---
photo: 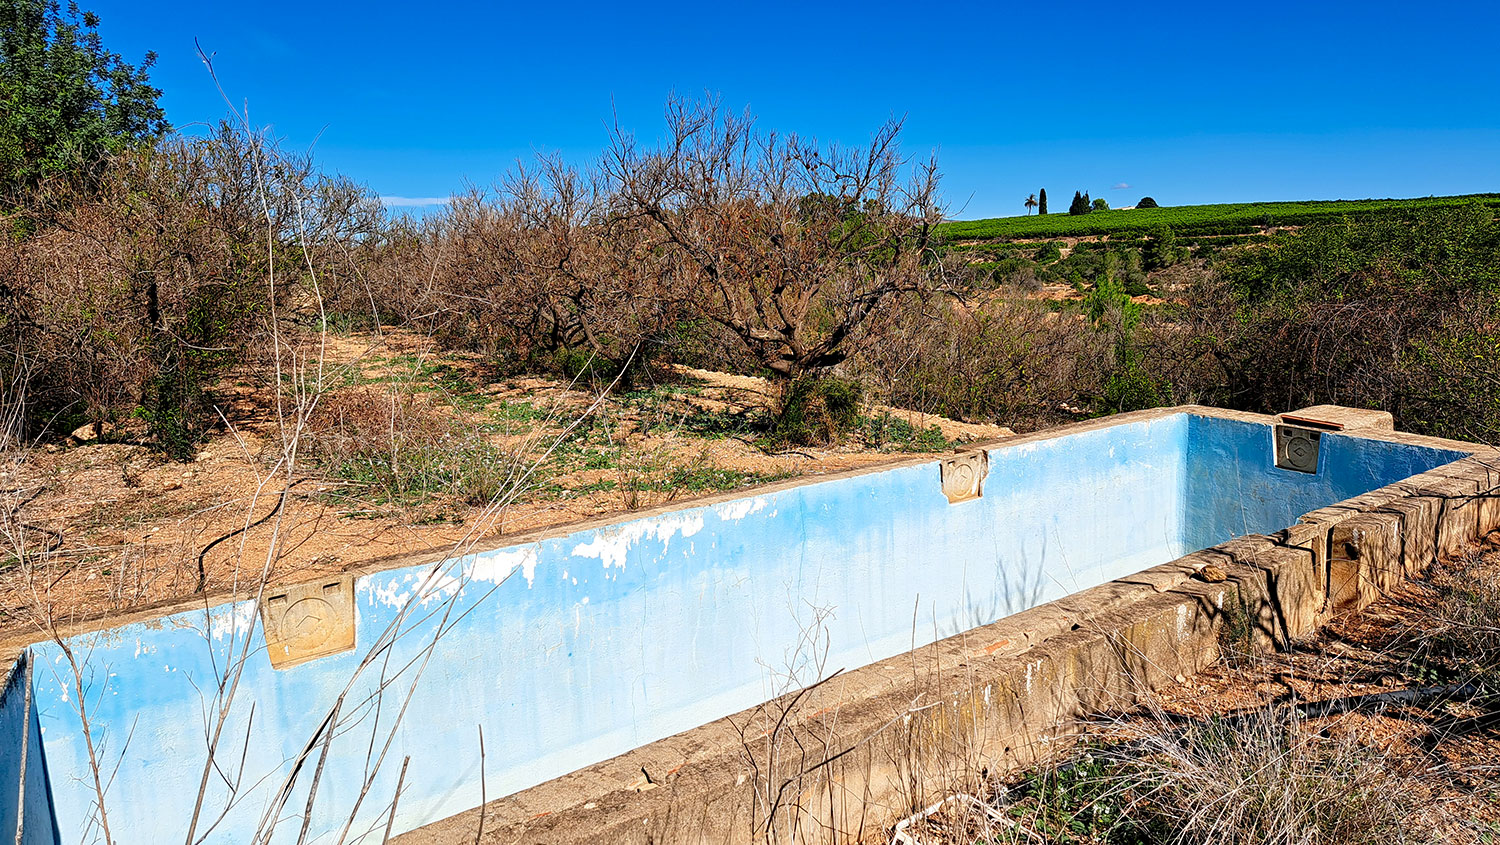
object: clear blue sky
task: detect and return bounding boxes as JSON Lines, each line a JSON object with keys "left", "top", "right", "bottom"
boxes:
{"left": 89, "top": 1, "right": 1500, "bottom": 219}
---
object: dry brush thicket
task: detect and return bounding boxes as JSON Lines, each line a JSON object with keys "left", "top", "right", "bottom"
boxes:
{"left": 6, "top": 96, "right": 1497, "bottom": 459}
{"left": 0, "top": 122, "right": 381, "bottom": 456}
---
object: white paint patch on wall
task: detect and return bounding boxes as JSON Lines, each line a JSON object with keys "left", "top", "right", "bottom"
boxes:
{"left": 207, "top": 600, "right": 259, "bottom": 643}
{"left": 361, "top": 546, "right": 544, "bottom": 609}
{"left": 469, "top": 546, "right": 541, "bottom": 587}
{"left": 712, "top": 496, "right": 770, "bottom": 522}
{"left": 571, "top": 511, "right": 705, "bottom": 570}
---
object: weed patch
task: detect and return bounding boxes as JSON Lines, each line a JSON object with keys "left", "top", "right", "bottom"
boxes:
{"left": 305, "top": 389, "right": 527, "bottom": 515}
{"left": 859, "top": 412, "right": 954, "bottom": 452}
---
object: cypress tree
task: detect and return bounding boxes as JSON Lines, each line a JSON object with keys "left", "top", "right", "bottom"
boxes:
{"left": 1038, "top": 188, "right": 1047, "bottom": 215}
{"left": 1069, "top": 190, "right": 1091, "bottom": 215}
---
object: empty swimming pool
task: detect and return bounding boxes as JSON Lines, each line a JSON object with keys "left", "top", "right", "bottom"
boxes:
{"left": 0, "top": 408, "right": 1472, "bottom": 843}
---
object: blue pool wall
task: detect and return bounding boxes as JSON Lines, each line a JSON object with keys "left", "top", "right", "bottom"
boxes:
{"left": 1181, "top": 414, "right": 1468, "bottom": 550}
{"left": 11, "top": 411, "right": 1470, "bottom": 843}
{"left": 0, "top": 653, "right": 59, "bottom": 845}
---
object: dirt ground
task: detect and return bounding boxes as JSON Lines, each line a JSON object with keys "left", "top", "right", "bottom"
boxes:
{"left": 0, "top": 328, "right": 1014, "bottom": 638}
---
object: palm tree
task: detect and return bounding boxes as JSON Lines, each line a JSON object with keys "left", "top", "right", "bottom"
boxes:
{"left": 1024, "top": 194, "right": 1038, "bottom": 215}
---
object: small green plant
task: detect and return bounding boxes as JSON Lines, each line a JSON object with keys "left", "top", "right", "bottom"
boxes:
{"left": 768, "top": 375, "right": 863, "bottom": 447}
{"left": 488, "top": 399, "right": 548, "bottom": 423}
{"left": 859, "top": 413, "right": 953, "bottom": 452}
{"left": 550, "top": 346, "right": 651, "bottom": 391}
{"left": 1216, "top": 592, "right": 1254, "bottom": 666}
{"left": 1001, "top": 750, "right": 1160, "bottom": 844}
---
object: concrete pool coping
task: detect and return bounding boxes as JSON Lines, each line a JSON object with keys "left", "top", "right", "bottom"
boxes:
{"left": 8, "top": 405, "right": 1498, "bottom": 843}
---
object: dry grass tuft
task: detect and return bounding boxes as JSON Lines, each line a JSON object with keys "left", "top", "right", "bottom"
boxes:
{"left": 303, "top": 388, "right": 529, "bottom": 514}
{"left": 1111, "top": 707, "right": 1437, "bottom": 845}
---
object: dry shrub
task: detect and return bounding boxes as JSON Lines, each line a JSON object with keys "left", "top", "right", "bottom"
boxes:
{"left": 604, "top": 96, "right": 943, "bottom": 382}
{"left": 983, "top": 706, "right": 1444, "bottom": 845}
{"left": 1423, "top": 544, "right": 1500, "bottom": 691}
{"left": 1114, "top": 708, "right": 1438, "bottom": 845}
{"left": 303, "top": 388, "right": 440, "bottom": 464}
{"left": 0, "top": 123, "right": 380, "bottom": 456}
{"left": 351, "top": 164, "right": 678, "bottom": 387}
{"left": 1005, "top": 264, "right": 1043, "bottom": 293}
{"left": 854, "top": 296, "right": 1106, "bottom": 432}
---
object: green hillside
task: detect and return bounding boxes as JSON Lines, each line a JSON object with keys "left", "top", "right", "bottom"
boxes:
{"left": 940, "top": 194, "right": 1500, "bottom": 241}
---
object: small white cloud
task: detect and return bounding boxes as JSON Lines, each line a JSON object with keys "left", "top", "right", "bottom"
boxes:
{"left": 1111, "top": 182, "right": 1131, "bottom": 190}
{"left": 379, "top": 196, "right": 451, "bottom": 208}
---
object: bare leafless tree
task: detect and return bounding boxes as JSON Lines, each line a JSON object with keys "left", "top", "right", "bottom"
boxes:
{"left": 603, "top": 96, "right": 944, "bottom": 384}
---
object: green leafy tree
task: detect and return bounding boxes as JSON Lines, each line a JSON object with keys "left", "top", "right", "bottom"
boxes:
{"left": 0, "top": 0, "right": 167, "bottom": 199}
{"left": 1137, "top": 196, "right": 1159, "bottom": 208}
{"left": 1092, "top": 197, "right": 1109, "bottom": 212}
{"left": 1038, "top": 187, "right": 1047, "bottom": 215}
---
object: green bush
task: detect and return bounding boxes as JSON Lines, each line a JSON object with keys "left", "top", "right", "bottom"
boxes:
{"left": 770, "top": 375, "right": 863, "bottom": 446}
{"left": 1142, "top": 225, "right": 1184, "bottom": 270}
{"left": 0, "top": 0, "right": 168, "bottom": 199}
{"left": 1034, "top": 241, "right": 1063, "bottom": 263}
{"left": 1199, "top": 204, "right": 1500, "bottom": 440}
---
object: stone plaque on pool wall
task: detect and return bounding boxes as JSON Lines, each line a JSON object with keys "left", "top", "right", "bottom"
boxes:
{"left": 260, "top": 576, "right": 357, "bottom": 669}
{"left": 940, "top": 449, "right": 989, "bottom": 503}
